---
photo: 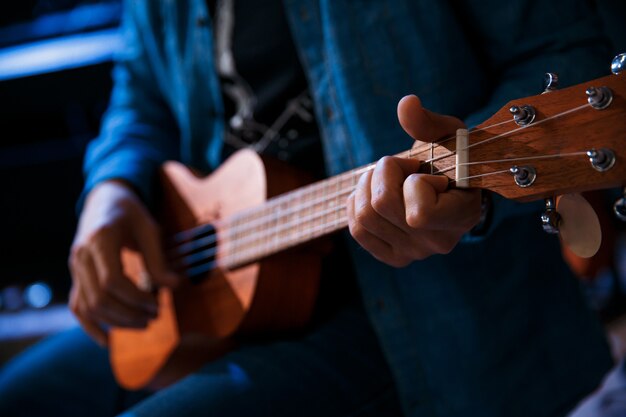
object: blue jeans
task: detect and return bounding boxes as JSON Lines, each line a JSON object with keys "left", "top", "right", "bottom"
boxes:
{"left": 0, "top": 304, "right": 401, "bottom": 417}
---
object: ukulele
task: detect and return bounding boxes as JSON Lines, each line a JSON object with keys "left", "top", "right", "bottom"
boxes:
{"left": 110, "top": 63, "right": 626, "bottom": 390}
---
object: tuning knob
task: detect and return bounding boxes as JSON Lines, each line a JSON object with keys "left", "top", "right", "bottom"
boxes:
{"left": 586, "top": 86, "right": 613, "bottom": 110}
{"left": 611, "top": 53, "right": 626, "bottom": 75}
{"left": 509, "top": 105, "right": 536, "bottom": 126}
{"left": 587, "top": 148, "right": 616, "bottom": 172}
{"left": 541, "top": 198, "right": 561, "bottom": 234}
{"left": 543, "top": 72, "right": 559, "bottom": 93}
{"left": 510, "top": 165, "right": 537, "bottom": 187}
{"left": 614, "top": 188, "right": 626, "bottom": 221}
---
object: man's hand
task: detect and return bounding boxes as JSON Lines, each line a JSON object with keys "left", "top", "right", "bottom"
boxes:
{"left": 347, "top": 95, "right": 482, "bottom": 267}
{"left": 68, "top": 180, "right": 179, "bottom": 345}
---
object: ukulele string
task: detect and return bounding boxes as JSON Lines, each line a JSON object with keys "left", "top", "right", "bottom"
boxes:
{"left": 407, "top": 117, "right": 514, "bottom": 159}
{"left": 436, "top": 151, "right": 589, "bottom": 175}
{"left": 218, "top": 216, "right": 349, "bottom": 268}
{"left": 213, "top": 151, "right": 594, "bottom": 267}
{"left": 174, "top": 212, "right": 352, "bottom": 276}
{"left": 168, "top": 117, "right": 515, "bottom": 246}
{"left": 169, "top": 175, "right": 363, "bottom": 269}
{"left": 168, "top": 102, "right": 594, "bottom": 272}
{"left": 174, "top": 147, "right": 591, "bottom": 272}
{"left": 168, "top": 165, "right": 371, "bottom": 245}
{"left": 169, "top": 115, "right": 520, "bottom": 247}
{"left": 171, "top": 188, "right": 356, "bottom": 270}
{"left": 408, "top": 102, "right": 592, "bottom": 173}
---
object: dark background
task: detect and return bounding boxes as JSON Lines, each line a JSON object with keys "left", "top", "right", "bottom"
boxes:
{"left": 0, "top": 0, "right": 625, "bottom": 353}
{"left": 1, "top": 0, "right": 121, "bottom": 305}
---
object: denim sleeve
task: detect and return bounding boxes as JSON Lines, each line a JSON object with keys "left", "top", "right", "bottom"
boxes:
{"left": 459, "top": 0, "right": 612, "bottom": 240}
{"left": 80, "top": 1, "right": 179, "bottom": 210}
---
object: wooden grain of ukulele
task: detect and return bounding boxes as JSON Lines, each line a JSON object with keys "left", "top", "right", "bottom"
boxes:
{"left": 110, "top": 61, "right": 626, "bottom": 390}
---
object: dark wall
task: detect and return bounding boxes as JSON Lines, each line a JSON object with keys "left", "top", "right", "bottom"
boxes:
{"left": 0, "top": 1, "right": 120, "bottom": 307}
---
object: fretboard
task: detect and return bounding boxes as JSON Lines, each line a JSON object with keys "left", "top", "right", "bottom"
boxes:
{"left": 214, "top": 128, "right": 470, "bottom": 270}
{"left": 217, "top": 163, "right": 374, "bottom": 269}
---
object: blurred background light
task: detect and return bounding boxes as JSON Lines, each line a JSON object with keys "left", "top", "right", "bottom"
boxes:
{"left": 0, "top": 29, "right": 121, "bottom": 81}
{"left": 24, "top": 282, "right": 53, "bottom": 309}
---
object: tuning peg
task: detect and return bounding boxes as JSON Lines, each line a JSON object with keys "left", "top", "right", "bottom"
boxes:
{"left": 542, "top": 72, "right": 559, "bottom": 93}
{"left": 541, "top": 197, "right": 561, "bottom": 234}
{"left": 611, "top": 53, "right": 625, "bottom": 75}
{"left": 613, "top": 188, "right": 626, "bottom": 221}
{"left": 509, "top": 105, "right": 536, "bottom": 126}
{"left": 510, "top": 165, "right": 536, "bottom": 187}
{"left": 587, "top": 148, "right": 616, "bottom": 172}
{"left": 586, "top": 86, "right": 613, "bottom": 110}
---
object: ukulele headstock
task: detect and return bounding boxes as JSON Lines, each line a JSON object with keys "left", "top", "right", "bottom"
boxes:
{"left": 427, "top": 56, "right": 626, "bottom": 202}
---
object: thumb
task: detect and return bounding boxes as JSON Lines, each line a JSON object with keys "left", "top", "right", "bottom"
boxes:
{"left": 397, "top": 95, "right": 465, "bottom": 142}
{"left": 133, "top": 217, "right": 180, "bottom": 288}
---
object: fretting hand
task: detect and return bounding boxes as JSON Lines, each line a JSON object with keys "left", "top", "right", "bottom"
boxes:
{"left": 347, "top": 95, "right": 482, "bottom": 267}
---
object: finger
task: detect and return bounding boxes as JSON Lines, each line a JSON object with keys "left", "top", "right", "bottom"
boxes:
{"left": 432, "top": 189, "right": 482, "bottom": 231}
{"left": 354, "top": 169, "right": 410, "bottom": 241}
{"left": 397, "top": 95, "right": 465, "bottom": 142}
{"left": 370, "top": 156, "right": 421, "bottom": 228}
{"left": 133, "top": 216, "right": 180, "bottom": 288}
{"left": 407, "top": 229, "right": 464, "bottom": 257}
{"left": 89, "top": 233, "right": 158, "bottom": 314}
{"left": 69, "top": 283, "right": 108, "bottom": 346}
{"left": 404, "top": 174, "right": 480, "bottom": 230}
{"left": 69, "top": 244, "right": 105, "bottom": 314}
{"left": 347, "top": 193, "right": 411, "bottom": 268}
{"left": 80, "top": 254, "right": 153, "bottom": 328}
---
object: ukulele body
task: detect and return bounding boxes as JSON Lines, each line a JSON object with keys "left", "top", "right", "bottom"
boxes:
{"left": 110, "top": 150, "right": 321, "bottom": 389}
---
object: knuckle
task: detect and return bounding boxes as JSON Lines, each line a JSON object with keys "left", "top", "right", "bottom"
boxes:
{"left": 83, "top": 226, "right": 115, "bottom": 252}
{"left": 405, "top": 208, "right": 429, "bottom": 229}
{"left": 93, "top": 224, "right": 116, "bottom": 241}
{"left": 354, "top": 202, "right": 378, "bottom": 231}
{"left": 370, "top": 189, "right": 394, "bottom": 218}
{"left": 404, "top": 172, "right": 421, "bottom": 188}
{"left": 376, "top": 156, "right": 395, "bottom": 171}
{"left": 69, "top": 244, "right": 88, "bottom": 264}
{"left": 348, "top": 219, "right": 368, "bottom": 242}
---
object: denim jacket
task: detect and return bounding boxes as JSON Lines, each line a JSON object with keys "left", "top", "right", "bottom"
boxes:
{"left": 83, "top": 0, "right": 613, "bottom": 415}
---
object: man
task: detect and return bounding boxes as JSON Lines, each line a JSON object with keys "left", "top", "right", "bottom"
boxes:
{"left": 0, "top": 0, "right": 614, "bottom": 416}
